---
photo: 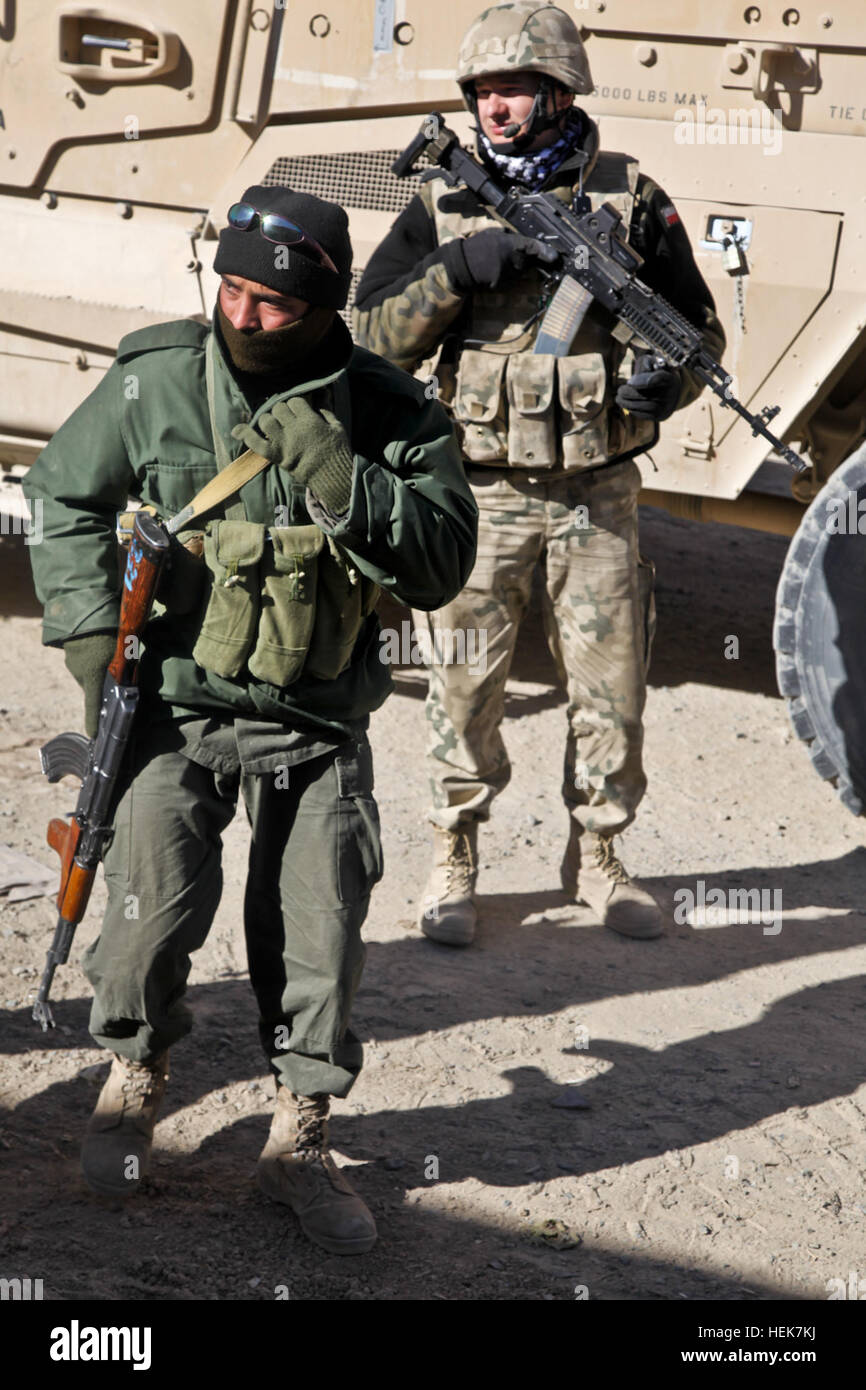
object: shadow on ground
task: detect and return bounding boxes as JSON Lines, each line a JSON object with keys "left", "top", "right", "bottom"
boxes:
{"left": 1, "top": 852, "right": 861, "bottom": 1302}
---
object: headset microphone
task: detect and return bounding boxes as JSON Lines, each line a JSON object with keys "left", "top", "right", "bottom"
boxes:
{"left": 502, "top": 121, "right": 521, "bottom": 138}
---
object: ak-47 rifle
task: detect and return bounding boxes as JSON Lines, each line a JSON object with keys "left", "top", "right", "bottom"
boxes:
{"left": 33, "top": 510, "right": 170, "bottom": 1029}
{"left": 392, "top": 113, "right": 805, "bottom": 472}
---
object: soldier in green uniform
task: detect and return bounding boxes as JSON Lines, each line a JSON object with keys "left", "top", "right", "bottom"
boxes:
{"left": 23, "top": 187, "right": 477, "bottom": 1255}
{"left": 353, "top": 1, "right": 725, "bottom": 946}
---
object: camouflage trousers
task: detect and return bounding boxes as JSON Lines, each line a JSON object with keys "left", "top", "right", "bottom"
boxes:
{"left": 411, "top": 459, "right": 655, "bottom": 836}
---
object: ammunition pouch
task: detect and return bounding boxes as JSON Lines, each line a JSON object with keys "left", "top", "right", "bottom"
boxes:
{"left": 306, "top": 535, "right": 379, "bottom": 681}
{"left": 505, "top": 354, "right": 557, "bottom": 467}
{"left": 557, "top": 353, "right": 609, "bottom": 468}
{"left": 452, "top": 349, "right": 507, "bottom": 462}
{"left": 193, "top": 520, "right": 265, "bottom": 679}
{"left": 190, "top": 518, "right": 378, "bottom": 688}
{"left": 452, "top": 346, "right": 656, "bottom": 471}
{"left": 248, "top": 524, "right": 322, "bottom": 687}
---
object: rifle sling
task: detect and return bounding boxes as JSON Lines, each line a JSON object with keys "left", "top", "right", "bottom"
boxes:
{"left": 165, "top": 448, "right": 271, "bottom": 536}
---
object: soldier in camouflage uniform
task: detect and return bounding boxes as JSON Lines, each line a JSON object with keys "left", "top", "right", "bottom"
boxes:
{"left": 353, "top": 2, "right": 725, "bottom": 945}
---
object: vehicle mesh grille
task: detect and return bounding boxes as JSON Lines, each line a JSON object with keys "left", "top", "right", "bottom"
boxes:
{"left": 263, "top": 151, "right": 415, "bottom": 214}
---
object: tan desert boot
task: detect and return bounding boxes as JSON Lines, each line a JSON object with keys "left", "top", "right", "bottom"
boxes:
{"left": 80, "top": 1051, "right": 169, "bottom": 1197}
{"left": 257, "top": 1087, "right": 377, "bottom": 1256}
{"left": 562, "top": 825, "right": 663, "bottom": 939}
{"left": 417, "top": 823, "right": 478, "bottom": 945}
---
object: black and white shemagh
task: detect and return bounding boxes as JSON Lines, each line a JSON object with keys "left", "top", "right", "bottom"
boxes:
{"left": 477, "top": 108, "right": 587, "bottom": 191}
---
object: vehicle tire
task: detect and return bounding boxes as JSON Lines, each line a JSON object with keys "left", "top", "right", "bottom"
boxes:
{"left": 773, "top": 440, "right": 866, "bottom": 815}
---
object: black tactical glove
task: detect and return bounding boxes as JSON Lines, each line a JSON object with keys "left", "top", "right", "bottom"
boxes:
{"left": 232, "top": 397, "right": 354, "bottom": 514}
{"left": 64, "top": 632, "right": 116, "bottom": 738}
{"left": 615, "top": 355, "right": 682, "bottom": 421}
{"left": 453, "top": 227, "right": 559, "bottom": 291}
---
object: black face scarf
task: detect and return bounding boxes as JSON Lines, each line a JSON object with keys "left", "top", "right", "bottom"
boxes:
{"left": 216, "top": 301, "right": 336, "bottom": 377}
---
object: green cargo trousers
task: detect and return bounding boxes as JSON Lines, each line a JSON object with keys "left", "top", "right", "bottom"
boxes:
{"left": 411, "top": 459, "right": 656, "bottom": 837}
{"left": 81, "top": 723, "right": 383, "bottom": 1098}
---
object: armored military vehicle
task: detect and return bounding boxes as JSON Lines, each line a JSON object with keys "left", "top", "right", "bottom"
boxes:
{"left": 1, "top": 1, "right": 864, "bottom": 803}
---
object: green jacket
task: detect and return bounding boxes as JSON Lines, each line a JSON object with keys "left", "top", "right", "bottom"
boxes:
{"left": 23, "top": 318, "right": 477, "bottom": 732}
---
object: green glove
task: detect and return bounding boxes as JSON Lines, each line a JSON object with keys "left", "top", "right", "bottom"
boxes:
{"left": 231, "top": 397, "right": 355, "bottom": 514}
{"left": 64, "top": 633, "right": 116, "bottom": 738}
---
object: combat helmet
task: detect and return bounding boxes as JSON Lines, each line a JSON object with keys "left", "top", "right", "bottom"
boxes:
{"left": 456, "top": 2, "right": 594, "bottom": 98}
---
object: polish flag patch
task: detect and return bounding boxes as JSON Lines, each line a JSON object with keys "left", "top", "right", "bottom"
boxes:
{"left": 660, "top": 203, "right": 680, "bottom": 227}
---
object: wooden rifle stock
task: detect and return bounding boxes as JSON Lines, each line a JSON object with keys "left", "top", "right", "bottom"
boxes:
{"left": 109, "top": 510, "right": 171, "bottom": 684}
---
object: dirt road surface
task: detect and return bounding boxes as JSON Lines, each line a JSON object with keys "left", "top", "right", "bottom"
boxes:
{"left": 1, "top": 507, "right": 864, "bottom": 1302}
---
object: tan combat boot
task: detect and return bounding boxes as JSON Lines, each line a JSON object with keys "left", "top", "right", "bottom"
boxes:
{"left": 417, "top": 823, "right": 478, "bottom": 946}
{"left": 257, "top": 1087, "right": 377, "bottom": 1256}
{"left": 80, "top": 1051, "right": 170, "bottom": 1197}
{"left": 561, "top": 825, "right": 663, "bottom": 939}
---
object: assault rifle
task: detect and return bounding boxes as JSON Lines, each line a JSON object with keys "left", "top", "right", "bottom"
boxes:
{"left": 33, "top": 511, "right": 169, "bottom": 1029}
{"left": 392, "top": 113, "right": 804, "bottom": 472}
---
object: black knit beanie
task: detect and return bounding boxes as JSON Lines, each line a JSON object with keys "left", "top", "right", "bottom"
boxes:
{"left": 214, "top": 185, "right": 352, "bottom": 310}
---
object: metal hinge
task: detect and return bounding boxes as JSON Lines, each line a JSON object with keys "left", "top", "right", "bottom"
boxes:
{"left": 720, "top": 42, "right": 819, "bottom": 100}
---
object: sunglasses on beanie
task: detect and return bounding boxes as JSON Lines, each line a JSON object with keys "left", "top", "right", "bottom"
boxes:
{"left": 226, "top": 203, "right": 338, "bottom": 273}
